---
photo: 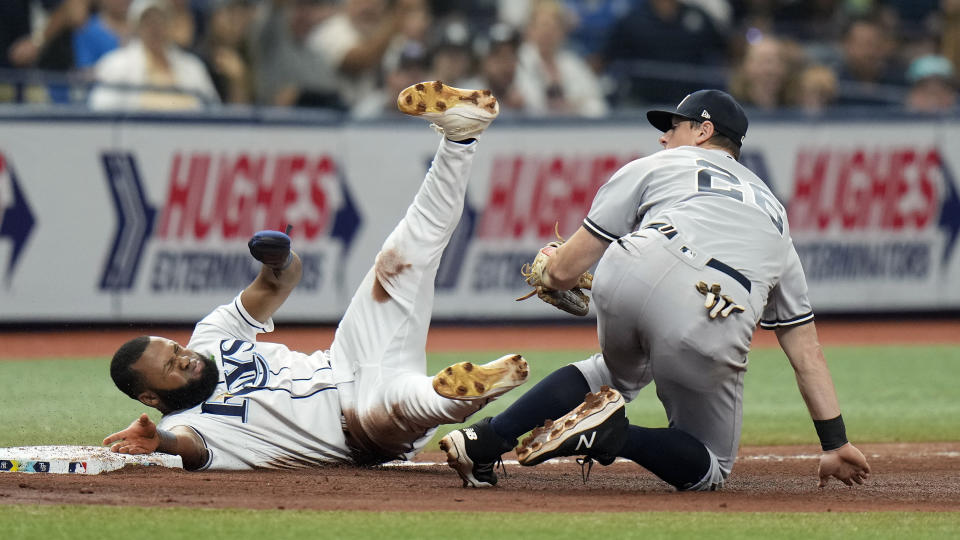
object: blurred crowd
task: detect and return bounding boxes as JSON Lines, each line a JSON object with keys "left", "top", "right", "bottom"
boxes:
{"left": 1, "top": 0, "right": 958, "bottom": 115}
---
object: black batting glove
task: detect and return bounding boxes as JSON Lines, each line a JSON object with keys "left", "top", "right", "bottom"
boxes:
{"left": 248, "top": 229, "right": 292, "bottom": 270}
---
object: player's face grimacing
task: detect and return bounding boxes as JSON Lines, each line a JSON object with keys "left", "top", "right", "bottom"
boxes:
{"left": 133, "top": 337, "right": 220, "bottom": 412}
{"left": 659, "top": 117, "right": 701, "bottom": 149}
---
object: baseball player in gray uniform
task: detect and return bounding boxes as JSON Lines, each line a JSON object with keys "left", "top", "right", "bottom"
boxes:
{"left": 103, "top": 81, "right": 530, "bottom": 470}
{"left": 441, "top": 89, "right": 871, "bottom": 491}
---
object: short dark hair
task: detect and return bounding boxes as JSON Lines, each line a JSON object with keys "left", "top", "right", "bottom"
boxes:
{"left": 111, "top": 336, "right": 151, "bottom": 400}
{"left": 689, "top": 120, "right": 742, "bottom": 160}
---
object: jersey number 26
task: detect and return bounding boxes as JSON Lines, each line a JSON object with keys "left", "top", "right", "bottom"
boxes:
{"left": 695, "top": 159, "right": 785, "bottom": 235}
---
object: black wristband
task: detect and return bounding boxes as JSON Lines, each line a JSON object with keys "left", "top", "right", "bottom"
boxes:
{"left": 813, "top": 415, "right": 848, "bottom": 451}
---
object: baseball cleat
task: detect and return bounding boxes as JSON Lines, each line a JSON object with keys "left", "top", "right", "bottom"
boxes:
{"left": 439, "top": 417, "right": 515, "bottom": 488}
{"left": 516, "top": 386, "right": 628, "bottom": 467}
{"left": 397, "top": 81, "right": 499, "bottom": 141}
{"left": 433, "top": 354, "right": 528, "bottom": 401}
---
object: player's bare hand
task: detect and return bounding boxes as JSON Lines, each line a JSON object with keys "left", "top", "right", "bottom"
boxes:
{"left": 817, "top": 443, "right": 871, "bottom": 487}
{"left": 102, "top": 413, "right": 160, "bottom": 455}
{"left": 695, "top": 281, "right": 745, "bottom": 318}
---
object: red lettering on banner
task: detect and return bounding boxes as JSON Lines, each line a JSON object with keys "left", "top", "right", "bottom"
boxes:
{"left": 159, "top": 153, "right": 211, "bottom": 238}
{"left": 789, "top": 147, "right": 940, "bottom": 232}
{"left": 478, "top": 154, "right": 631, "bottom": 239}
{"left": 158, "top": 152, "right": 336, "bottom": 240}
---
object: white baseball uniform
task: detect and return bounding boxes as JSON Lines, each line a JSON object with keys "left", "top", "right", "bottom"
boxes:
{"left": 570, "top": 145, "right": 813, "bottom": 486}
{"left": 158, "top": 139, "right": 488, "bottom": 469}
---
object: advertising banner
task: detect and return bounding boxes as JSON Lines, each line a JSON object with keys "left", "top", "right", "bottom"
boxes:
{"left": 0, "top": 115, "right": 957, "bottom": 322}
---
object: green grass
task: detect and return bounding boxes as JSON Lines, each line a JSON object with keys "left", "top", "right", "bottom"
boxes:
{"left": 1, "top": 347, "right": 957, "bottom": 538}
{"left": 1, "top": 345, "right": 959, "bottom": 447}
{"left": 2, "top": 506, "right": 958, "bottom": 540}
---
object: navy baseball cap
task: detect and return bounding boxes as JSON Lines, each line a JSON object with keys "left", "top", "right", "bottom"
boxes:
{"left": 647, "top": 89, "right": 749, "bottom": 147}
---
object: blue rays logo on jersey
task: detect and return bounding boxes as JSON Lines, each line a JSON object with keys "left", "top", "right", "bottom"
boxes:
{"left": 221, "top": 340, "right": 269, "bottom": 390}
{"left": 200, "top": 339, "right": 270, "bottom": 422}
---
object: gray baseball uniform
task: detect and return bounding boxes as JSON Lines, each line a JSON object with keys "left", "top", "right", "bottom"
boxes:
{"left": 571, "top": 145, "right": 813, "bottom": 482}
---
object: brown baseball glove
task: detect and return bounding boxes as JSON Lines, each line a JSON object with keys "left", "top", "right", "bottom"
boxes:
{"left": 516, "top": 226, "right": 593, "bottom": 317}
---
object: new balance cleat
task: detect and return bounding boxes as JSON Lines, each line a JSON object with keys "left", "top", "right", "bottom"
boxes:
{"left": 433, "top": 354, "right": 528, "bottom": 401}
{"left": 439, "top": 417, "right": 515, "bottom": 488}
{"left": 516, "top": 386, "right": 628, "bottom": 467}
{"left": 397, "top": 81, "right": 499, "bottom": 140}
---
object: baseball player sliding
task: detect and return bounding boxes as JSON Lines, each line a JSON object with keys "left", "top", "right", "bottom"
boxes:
{"left": 441, "top": 89, "right": 871, "bottom": 491}
{"left": 103, "top": 81, "right": 530, "bottom": 470}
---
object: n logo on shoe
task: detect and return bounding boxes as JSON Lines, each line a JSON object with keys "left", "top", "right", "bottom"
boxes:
{"left": 575, "top": 432, "right": 596, "bottom": 451}
{"left": 464, "top": 428, "right": 478, "bottom": 441}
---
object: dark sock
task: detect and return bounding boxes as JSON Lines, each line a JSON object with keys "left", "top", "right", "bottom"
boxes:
{"left": 490, "top": 364, "right": 591, "bottom": 442}
{"left": 618, "top": 425, "right": 712, "bottom": 490}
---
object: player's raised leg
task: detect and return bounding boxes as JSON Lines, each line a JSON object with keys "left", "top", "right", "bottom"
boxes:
{"left": 333, "top": 82, "right": 511, "bottom": 460}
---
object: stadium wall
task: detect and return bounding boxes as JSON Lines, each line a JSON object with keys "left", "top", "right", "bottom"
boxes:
{"left": 0, "top": 110, "right": 958, "bottom": 323}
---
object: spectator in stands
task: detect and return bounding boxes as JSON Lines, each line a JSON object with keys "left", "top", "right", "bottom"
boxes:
{"left": 796, "top": 63, "right": 838, "bottom": 115}
{"left": 904, "top": 54, "right": 958, "bottom": 112}
{"left": 562, "top": 0, "right": 631, "bottom": 73}
{"left": 166, "top": 0, "right": 201, "bottom": 50}
{"left": 351, "top": 41, "right": 429, "bottom": 118}
{"left": 307, "top": 0, "right": 419, "bottom": 110}
{"left": 942, "top": 0, "right": 960, "bottom": 74}
{"left": 831, "top": 16, "right": 906, "bottom": 106}
{"left": 515, "top": 0, "right": 608, "bottom": 117}
{"left": 684, "top": 0, "right": 734, "bottom": 33}
{"left": 428, "top": 0, "right": 498, "bottom": 32}
{"left": 879, "top": 0, "right": 941, "bottom": 42}
{"left": 73, "top": 0, "right": 132, "bottom": 70}
{"left": 498, "top": 0, "right": 534, "bottom": 30}
{"left": 1, "top": 0, "right": 85, "bottom": 71}
{"left": 428, "top": 19, "right": 476, "bottom": 87}
{"left": 769, "top": 0, "right": 848, "bottom": 43}
{"left": 197, "top": 0, "right": 255, "bottom": 104}
{"left": 728, "top": 34, "right": 803, "bottom": 110}
{"left": 88, "top": 0, "right": 219, "bottom": 110}
{"left": 381, "top": 0, "right": 431, "bottom": 74}
{"left": 462, "top": 22, "right": 525, "bottom": 113}
{"left": 250, "top": 0, "right": 341, "bottom": 108}
{"left": 602, "top": 0, "right": 726, "bottom": 105}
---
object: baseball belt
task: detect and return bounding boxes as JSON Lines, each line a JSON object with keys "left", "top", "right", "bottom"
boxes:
{"left": 640, "top": 222, "right": 752, "bottom": 294}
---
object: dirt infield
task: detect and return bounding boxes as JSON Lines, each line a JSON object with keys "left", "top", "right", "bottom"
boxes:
{"left": 1, "top": 320, "right": 959, "bottom": 512}
{"left": 3, "top": 319, "right": 960, "bottom": 359}
{"left": 2, "top": 443, "right": 958, "bottom": 512}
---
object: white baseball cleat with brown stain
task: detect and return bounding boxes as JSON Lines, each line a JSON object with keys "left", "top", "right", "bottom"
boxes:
{"left": 397, "top": 81, "right": 499, "bottom": 141}
{"left": 432, "top": 354, "right": 528, "bottom": 401}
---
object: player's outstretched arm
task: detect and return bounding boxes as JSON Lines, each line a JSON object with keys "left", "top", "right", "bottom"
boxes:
{"left": 775, "top": 322, "right": 871, "bottom": 487}
{"left": 242, "top": 230, "right": 303, "bottom": 323}
{"left": 103, "top": 413, "right": 209, "bottom": 471}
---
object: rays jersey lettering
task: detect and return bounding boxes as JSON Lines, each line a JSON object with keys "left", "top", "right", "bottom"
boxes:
{"left": 200, "top": 340, "right": 270, "bottom": 422}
